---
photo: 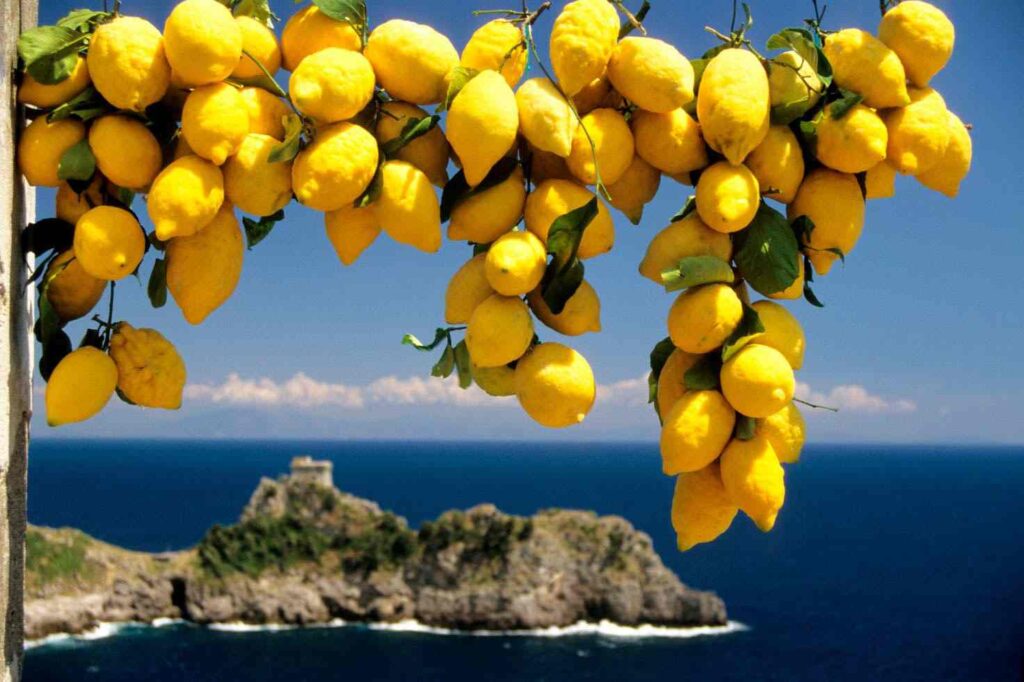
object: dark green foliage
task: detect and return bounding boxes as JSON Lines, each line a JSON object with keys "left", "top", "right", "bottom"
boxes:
{"left": 197, "top": 515, "right": 330, "bottom": 579}
{"left": 335, "top": 512, "right": 417, "bottom": 574}
{"left": 26, "top": 529, "right": 92, "bottom": 586}
{"left": 418, "top": 511, "right": 533, "bottom": 561}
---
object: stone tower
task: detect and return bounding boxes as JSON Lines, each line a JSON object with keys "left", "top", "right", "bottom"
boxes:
{"left": 289, "top": 455, "right": 333, "bottom": 489}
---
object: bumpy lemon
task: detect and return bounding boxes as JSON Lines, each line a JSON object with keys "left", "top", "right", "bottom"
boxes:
{"left": 884, "top": 87, "right": 951, "bottom": 175}
{"left": 224, "top": 134, "right": 293, "bottom": 217}
{"left": 232, "top": 16, "right": 281, "bottom": 79}
{"left": 695, "top": 161, "right": 759, "bottom": 234}
{"left": 45, "top": 347, "right": 117, "bottom": 426}
{"left": 281, "top": 5, "right": 362, "bottom": 71}
{"left": 515, "top": 342, "right": 596, "bottom": 428}
{"left": 87, "top": 16, "right": 170, "bottom": 112}
{"left": 324, "top": 205, "right": 380, "bottom": 266}
{"left": 448, "top": 166, "right": 526, "bottom": 244}
{"left": 744, "top": 125, "right": 805, "bottom": 204}
{"left": 375, "top": 161, "right": 442, "bottom": 253}
{"left": 163, "top": 0, "right": 242, "bottom": 87}
{"left": 878, "top": 1, "right": 954, "bottom": 87}
{"left": 472, "top": 364, "right": 517, "bottom": 397}
{"left": 292, "top": 122, "right": 378, "bottom": 211}
{"left": 571, "top": 76, "right": 612, "bottom": 115}
{"left": 44, "top": 250, "right": 106, "bottom": 322}
{"left": 527, "top": 280, "right": 601, "bottom": 337}
{"left": 720, "top": 435, "right": 785, "bottom": 531}
{"left": 376, "top": 101, "right": 449, "bottom": 187}
{"left": 466, "top": 294, "right": 534, "bottom": 368}
{"left": 18, "top": 55, "right": 90, "bottom": 108}
{"left": 524, "top": 179, "right": 614, "bottom": 259}
{"left": 815, "top": 104, "right": 888, "bottom": 174}
{"left": 667, "top": 283, "right": 743, "bottom": 354}
{"left": 109, "top": 323, "right": 186, "bottom": 409}
{"left": 17, "top": 116, "right": 85, "bottom": 187}
{"left": 671, "top": 462, "right": 738, "bottom": 551}
{"left": 289, "top": 48, "right": 375, "bottom": 123}
{"left": 73, "top": 206, "right": 145, "bottom": 281}
{"left": 528, "top": 146, "right": 574, "bottom": 183}
{"left": 767, "top": 50, "right": 823, "bottom": 115}
{"left": 148, "top": 155, "right": 225, "bottom": 240}
{"left": 788, "top": 168, "right": 864, "bottom": 275}
{"left": 364, "top": 19, "right": 459, "bottom": 105}
{"left": 639, "top": 213, "right": 732, "bottom": 285}
{"left": 916, "top": 112, "right": 972, "bottom": 198}
{"left": 88, "top": 115, "right": 162, "bottom": 189}
{"left": 655, "top": 348, "right": 699, "bottom": 417}
{"left": 606, "top": 156, "right": 660, "bottom": 224}
{"left": 485, "top": 231, "right": 547, "bottom": 296}
{"left": 447, "top": 70, "right": 519, "bottom": 187}
{"left": 823, "top": 28, "right": 909, "bottom": 109}
{"left": 445, "top": 254, "right": 494, "bottom": 324}
{"left": 515, "top": 77, "right": 575, "bottom": 158}
{"left": 631, "top": 108, "right": 709, "bottom": 176}
{"left": 865, "top": 160, "right": 897, "bottom": 200}
{"left": 750, "top": 300, "right": 805, "bottom": 370}
{"left": 607, "top": 36, "right": 694, "bottom": 113}
{"left": 660, "top": 390, "right": 736, "bottom": 475}
{"left": 768, "top": 256, "right": 805, "bottom": 301}
{"left": 760, "top": 403, "right": 806, "bottom": 464}
{"left": 549, "top": 0, "right": 620, "bottom": 96}
{"left": 166, "top": 204, "right": 243, "bottom": 325}
{"left": 697, "top": 48, "right": 770, "bottom": 165}
{"left": 182, "top": 83, "right": 250, "bottom": 165}
{"left": 461, "top": 19, "right": 526, "bottom": 88}
{"left": 566, "top": 108, "right": 634, "bottom": 186}
{"left": 56, "top": 177, "right": 104, "bottom": 225}
{"left": 240, "top": 86, "right": 291, "bottom": 139}
{"left": 720, "top": 344, "right": 795, "bottom": 418}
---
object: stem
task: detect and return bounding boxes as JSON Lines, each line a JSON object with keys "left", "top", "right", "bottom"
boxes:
{"left": 704, "top": 26, "right": 732, "bottom": 44}
{"left": 241, "top": 48, "right": 288, "bottom": 100}
{"left": 613, "top": 0, "right": 648, "bottom": 38}
{"left": 103, "top": 282, "right": 115, "bottom": 348}
{"left": 729, "top": 0, "right": 738, "bottom": 33}
{"left": 794, "top": 397, "right": 839, "bottom": 412}
{"left": 522, "top": 1, "right": 551, "bottom": 26}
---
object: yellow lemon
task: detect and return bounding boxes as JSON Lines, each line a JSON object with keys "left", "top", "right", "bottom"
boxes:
{"left": 73, "top": 206, "right": 145, "bottom": 281}
{"left": 223, "top": 133, "right": 293, "bottom": 217}
{"left": 571, "top": 75, "right": 614, "bottom": 115}
{"left": 376, "top": 101, "right": 449, "bottom": 187}
{"left": 448, "top": 166, "right": 526, "bottom": 244}
{"left": 524, "top": 179, "right": 614, "bottom": 259}
{"left": 527, "top": 280, "right": 601, "bottom": 337}
{"left": 466, "top": 294, "right": 534, "bottom": 368}
{"left": 45, "top": 347, "right": 117, "bottom": 426}
{"left": 364, "top": 19, "right": 459, "bottom": 105}
{"left": 56, "top": 177, "right": 105, "bottom": 225}
{"left": 878, "top": 0, "right": 954, "bottom": 87}
{"left": 182, "top": 83, "right": 250, "bottom": 166}
{"left": 239, "top": 86, "right": 291, "bottom": 139}
{"left": 447, "top": 70, "right": 519, "bottom": 187}
{"left": 43, "top": 250, "right": 106, "bottom": 322}
{"left": 788, "top": 168, "right": 864, "bottom": 275}
{"left": 566, "top": 107, "right": 634, "bottom": 186}
{"left": 606, "top": 36, "right": 694, "bottom": 113}
{"left": 528, "top": 145, "right": 574, "bottom": 184}
{"left": 514, "top": 342, "right": 596, "bottom": 428}
{"left": 325, "top": 205, "right": 380, "bottom": 266}
{"left": 232, "top": 16, "right": 281, "bottom": 79}
{"left": 485, "top": 230, "right": 547, "bottom": 296}
{"left": 445, "top": 254, "right": 494, "bottom": 324}
{"left": 823, "top": 28, "right": 910, "bottom": 109}
{"left": 695, "top": 161, "right": 760, "bottom": 234}
{"left": 916, "top": 112, "right": 972, "bottom": 198}
{"left": 631, "top": 108, "right": 708, "bottom": 175}
{"left": 87, "top": 16, "right": 170, "bottom": 112}
{"left": 18, "top": 55, "right": 90, "bottom": 108}
{"left": 744, "top": 125, "right": 805, "bottom": 204}
{"left": 660, "top": 390, "right": 736, "bottom": 475}
{"left": 720, "top": 344, "right": 795, "bottom": 418}
{"left": 163, "top": 0, "right": 241, "bottom": 87}
{"left": 696, "top": 48, "right": 770, "bottom": 165}
{"left": 549, "top": 0, "right": 620, "bottom": 96}
{"left": 472, "top": 363, "right": 517, "bottom": 397}
{"left": 17, "top": 116, "right": 85, "bottom": 187}
{"left": 655, "top": 348, "right": 699, "bottom": 417}
{"left": 865, "top": 160, "right": 897, "bottom": 200}
{"left": 108, "top": 323, "right": 187, "bottom": 409}
{"left": 720, "top": 434, "right": 785, "bottom": 531}
{"left": 639, "top": 212, "right": 732, "bottom": 285}
{"left": 768, "top": 255, "right": 805, "bottom": 301}
{"left": 166, "top": 204, "right": 243, "bottom": 324}
{"left": 767, "top": 50, "right": 824, "bottom": 114}
{"left": 515, "top": 77, "right": 575, "bottom": 158}
{"left": 667, "top": 283, "right": 743, "bottom": 354}
{"left": 759, "top": 403, "right": 806, "bottom": 464}
{"left": 292, "top": 122, "right": 378, "bottom": 211}
{"left": 289, "top": 48, "right": 375, "bottom": 123}
{"left": 148, "top": 155, "right": 225, "bottom": 240}
{"left": 884, "top": 86, "right": 951, "bottom": 175}
{"left": 461, "top": 19, "right": 526, "bottom": 88}
{"left": 281, "top": 5, "right": 362, "bottom": 71}
{"left": 375, "top": 160, "right": 442, "bottom": 253}
{"left": 606, "top": 156, "right": 660, "bottom": 224}
{"left": 815, "top": 103, "right": 888, "bottom": 174}
{"left": 671, "top": 462, "right": 738, "bottom": 551}
{"left": 87, "top": 115, "right": 162, "bottom": 189}
{"left": 750, "top": 300, "right": 805, "bottom": 370}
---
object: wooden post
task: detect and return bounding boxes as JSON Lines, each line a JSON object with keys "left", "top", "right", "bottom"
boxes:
{"left": 1, "top": 0, "right": 37, "bottom": 678}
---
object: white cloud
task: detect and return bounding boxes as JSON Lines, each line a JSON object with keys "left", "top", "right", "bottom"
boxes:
{"left": 595, "top": 375, "right": 649, "bottom": 406}
{"left": 795, "top": 381, "right": 917, "bottom": 414}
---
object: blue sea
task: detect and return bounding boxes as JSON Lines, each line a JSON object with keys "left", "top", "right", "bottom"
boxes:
{"left": 23, "top": 440, "right": 1024, "bottom": 681}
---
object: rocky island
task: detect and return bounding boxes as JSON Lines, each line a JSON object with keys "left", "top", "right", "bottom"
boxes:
{"left": 25, "top": 457, "right": 727, "bottom": 641}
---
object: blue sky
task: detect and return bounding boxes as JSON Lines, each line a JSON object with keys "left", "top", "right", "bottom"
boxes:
{"left": 32, "top": 0, "right": 1024, "bottom": 443}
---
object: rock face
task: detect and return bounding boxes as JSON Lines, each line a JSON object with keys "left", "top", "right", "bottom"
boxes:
{"left": 25, "top": 471, "right": 727, "bottom": 640}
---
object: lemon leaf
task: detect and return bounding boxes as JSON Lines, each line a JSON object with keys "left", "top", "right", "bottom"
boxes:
{"left": 453, "top": 340, "right": 472, "bottom": 389}
{"left": 801, "top": 254, "right": 825, "bottom": 308}
{"left": 38, "top": 329, "right": 72, "bottom": 382}
{"left": 829, "top": 89, "right": 863, "bottom": 120}
{"left": 268, "top": 114, "right": 303, "bottom": 163}
{"left": 661, "top": 255, "right": 735, "bottom": 293}
{"left": 765, "top": 27, "right": 832, "bottom": 89}
{"left": 21, "top": 218, "right": 73, "bottom": 257}
{"left": 229, "top": 0, "right": 278, "bottom": 27}
{"left": 439, "top": 157, "right": 518, "bottom": 222}
{"left": 733, "top": 203, "right": 800, "bottom": 296}
{"left": 440, "top": 66, "right": 479, "bottom": 112}
{"left": 431, "top": 345, "right": 455, "bottom": 378}
{"left": 47, "top": 87, "right": 111, "bottom": 123}
{"left": 684, "top": 354, "right": 722, "bottom": 391}
{"left": 669, "top": 195, "right": 696, "bottom": 223}
{"left": 57, "top": 139, "right": 95, "bottom": 182}
{"left": 721, "top": 303, "right": 765, "bottom": 363}
{"left": 734, "top": 415, "right": 757, "bottom": 441}
{"left": 647, "top": 336, "right": 676, "bottom": 412}
{"left": 313, "top": 0, "right": 367, "bottom": 33}
{"left": 242, "top": 210, "right": 285, "bottom": 249}
{"left": 403, "top": 327, "right": 461, "bottom": 352}
{"left": 56, "top": 9, "right": 110, "bottom": 32}
{"left": 18, "top": 25, "right": 84, "bottom": 85}
{"left": 380, "top": 114, "right": 440, "bottom": 159}
{"left": 147, "top": 259, "right": 168, "bottom": 309}
{"left": 36, "top": 285, "right": 62, "bottom": 346}
{"left": 540, "top": 196, "right": 598, "bottom": 314}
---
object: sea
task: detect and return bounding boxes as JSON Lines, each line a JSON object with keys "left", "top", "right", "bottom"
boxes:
{"left": 22, "top": 440, "right": 1024, "bottom": 681}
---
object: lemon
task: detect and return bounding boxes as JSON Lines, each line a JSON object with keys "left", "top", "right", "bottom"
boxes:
{"left": 696, "top": 48, "right": 770, "bottom": 165}
{"left": 916, "top": 112, "right": 972, "bottom": 198}
{"left": 671, "top": 462, "right": 738, "bottom": 551}
{"left": 461, "top": 19, "right": 526, "bottom": 88}
{"left": 607, "top": 36, "right": 694, "bottom": 113}
{"left": 281, "top": 5, "right": 362, "bottom": 72}
{"left": 655, "top": 348, "right": 699, "bottom": 417}
{"left": 182, "top": 83, "right": 250, "bottom": 166}
{"left": 878, "top": 1, "right": 954, "bottom": 87}
{"left": 767, "top": 255, "right": 805, "bottom": 301}
{"left": 524, "top": 179, "right": 614, "bottom": 259}
{"left": 566, "top": 108, "right": 634, "bottom": 186}
{"left": 472, "top": 363, "right": 517, "bottom": 397}
{"left": 73, "top": 206, "right": 145, "bottom": 281}
{"left": 767, "top": 50, "right": 823, "bottom": 114}
{"left": 660, "top": 390, "right": 736, "bottom": 475}
{"left": 823, "top": 28, "right": 910, "bottom": 109}
{"left": 223, "top": 133, "right": 293, "bottom": 217}
{"left": 720, "top": 344, "right": 795, "bottom": 418}
{"left": 45, "top": 347, "right": 118, "bottom": 426}
{"left": 375, "top": 160, "right": 442, "bottom": 253}
{"left": 528, "top": 146, "right": 574, "bottom": 184}
{"left": 289, "top": 48, "right": 375, "bottom": 123}
{"left": 527, "top": 280, "right": 601, "bottom": 337}
{"left": 515, "top": 77, "right": 575, "bottom": 158}
{"left": 815, "top": 103, "right": 888, "bottom": 174}
{"left": 788, "top": 168, "right": 864, "bottom": 275}
{"left": 515, "top": 342, "right": 596, "bottom": 428}
{"left": 606, "top": 156, "right": 660, "bottom": 224}
{"left": 759, "top": 403, "right": 806, "bottom": 464}
{"left": 744, "top": 125, "right": 805, "bottom": 204}
{"left": 884, "top": 86, "right": 951, "bottom": 175}
{"left": 87, "top": 16, "right": 170, "bottom": 112}
{"left": 324, "top": 205, "right": 380, "bottom": 266}
{"left": 549, "top": 0, "right": 620, "bottom": 96}
{"left": 638, "top": 213, "right": 733, "bottom": 285}
{"left": 18, "top": 55, "right": 90, "bottom": 108}
{"left": 108, "top": 323, "right": 187, "bottom": 409}
{"left": 240, "top": 86, "right": 291, "bottom": 139}
{"left": 445, "top": 254, "right": 494, "bottom": 324}
{"left": 695, "top": 161, "right": 759, "bottom": 234}
{"left": 720, "top": 434, "right": 785, "bottom": 531}
{"left": 865, "top": 160, "right": 897, "bottom": 200}
{"left": 448, "top": 166, "right": 526, "bottom": 244}
{"left": 376, "top": 101, "right": 450, "bottom": 187}
{"left": 232, "top": 16, "right": 281, "bottom": 80}
{"left": 44, "top": 250, "right": 106, "bottom": 322}
{"left": 631, "top": 107, "right": 708, "bottom": 176}
{"left": 466, "top": 294, "right": 534, "bottom": 368}
{"left": 447, "top": 70, "right": 519, "bottom": 187}
{"left": 17, "top": 116, "right": 85, "bottom": 187}
{"left": 292, "top": 122, "right": 378, "bottom": 211}
{"left": 87, "top": 115, "right": 162, "bottom": 190}
{"left": 750, "top": 300, "right": 805, "bottom": 370}
{"left": 163, "top": 0, "right": 241, "bottom": 87}
{"left": 364, "top": 19, "right": 459, "bottom": 105}
{"left": 166, "top": 204, "right": 244, "bottom": 325}
{"left": 484, "top": 230, "right": 547, "bottom": 296}
{"left": 56, "top": 177, "right": 104, "bottom": 225}
{"left": 667, "top": 283, "right": 743, "bottom": 354}
{"left": 148, "top": 155, "right": 225, "bottom": 240}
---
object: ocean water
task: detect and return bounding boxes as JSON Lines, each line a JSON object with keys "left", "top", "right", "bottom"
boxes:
{"left": 23, "top": 440, "right": 1024, "bottom": 681}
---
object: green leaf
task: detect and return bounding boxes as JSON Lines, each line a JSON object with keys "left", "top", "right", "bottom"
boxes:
{"left": 453, "top": 340, "right": 472, "bottom": 389}
{"left": 721, "top": 303, "right": 765, "bottom": 363}
{"left": 541, "top": 259, "right": 584, "bottom": 316}
{"left": 21, "top": 218, "right": 74, "bottom": 257}
{"left": 115, "top": 387, "right": 138, "bottom": 406}
{"left": 403, "top": 327, "right": 457, "bottom": 352}
{"left": 79, "top": 328, "right": 104, "bottom": 350}
{"left": 313, "top": 0, "right": 367, "bottom": 33}
{"left": 790, "top": 215, "right": 814, "bottom": 244}
{"left": 47, "top": 86, "right": 110, "bottom": 123}
{"left": 37, "top": 287, "right": 61, "bottom": 346}
{"left": 242, "top": 210, "right": 285, "bottom": 249}
{"left": 18, "top": 25, "right": 83, "bottom": 85}
{"left": 431, "top": 345, "right": 455, "bottom": 378}
{"left": 648, "top": 336, "right": 676, "bottom": 407}
{"left": 268, "top": 114, "right": 303, "bottom": 163}
{"left": 733, "top": 203, "right": 800, "bottom": 297}
{"left": 829, "top": 89, "right": 863, "bottom": 119}
{"left": 231, "top": 0, "right": 278, "bottom": 26}
{"left": 440, "top": 66, "right": 479, "bottom": 112}
{"left": 38, "top": 329, "right": 72, "bottom": 381}
{"left": 147, "top": 259, "right": 167, "bottom": 309}
{"left": 541, "top": 197, "right": 598, "bottom": 314}
{"left": 440, "top": 157, "right": 518, "bottom": 222}
{"left": 684, "top": 354, "right": 722, "bottom": 391}
{"left": 669, "top": 195, "right": 697, "bottom": 223}
{"left": 57, "top": 9, "right": 110, "bottom": 32}
{"left": 765, "top": 26, "right": 832, "bottom": 89}
{"left": 355, "top": 161, "right": 384, "bottom": 208}
{"left": 661, "top": 255, "right": 735, "bottom": 293}
{"left": 734, "top": 415, "right": 757, "bottom": 441}
{"left": 57, "top": 138, "right": 95, "bottom": 182}
{"left": 380, "top": 114, "right": 440, "bottom": 159}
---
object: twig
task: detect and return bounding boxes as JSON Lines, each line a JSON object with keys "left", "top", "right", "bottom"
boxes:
{"left": 794, "top": 397, "right": 839, "bottom": 412}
